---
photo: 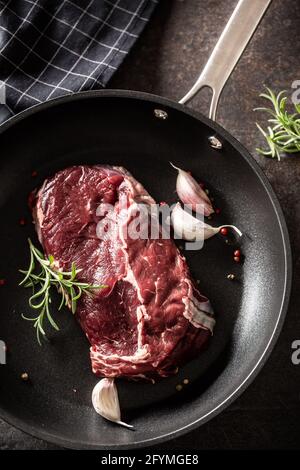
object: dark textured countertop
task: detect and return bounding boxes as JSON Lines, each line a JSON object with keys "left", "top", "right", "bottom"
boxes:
{"left": 1, "top": 0, "right": 300, "bottom": 450}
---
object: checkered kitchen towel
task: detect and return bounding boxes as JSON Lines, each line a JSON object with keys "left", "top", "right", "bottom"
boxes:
{"left": 0, "top": 0, "right": 158, "bottom": 120}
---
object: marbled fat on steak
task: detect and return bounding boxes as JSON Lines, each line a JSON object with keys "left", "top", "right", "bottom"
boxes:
{"left": 34, "top": 165, "right": 215, "bottom": 379}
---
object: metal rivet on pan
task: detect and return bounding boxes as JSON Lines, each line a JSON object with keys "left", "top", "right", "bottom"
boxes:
{"left": 154, "top": 109, "right": 168, "bottom": 120}
{"left": 208, "top": 135, "right": 222, "bottom": 150}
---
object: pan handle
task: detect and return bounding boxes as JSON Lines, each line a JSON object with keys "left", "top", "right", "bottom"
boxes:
{"left": 179, "top": 0, "right": 272, "bottom": 121}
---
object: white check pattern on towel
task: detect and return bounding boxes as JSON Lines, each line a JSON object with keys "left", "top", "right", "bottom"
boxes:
{"left": 0, "top": 0, "right": 158, "bottom": 112}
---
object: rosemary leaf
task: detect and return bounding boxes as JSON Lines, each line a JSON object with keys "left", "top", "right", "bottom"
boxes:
{"left": 20, "top": 238, "right": 106, "bottom": 344}
{"left": 255, "top": 87, "right": 300, "bottom": 160}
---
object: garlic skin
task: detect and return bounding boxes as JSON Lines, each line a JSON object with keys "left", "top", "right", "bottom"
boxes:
{"left": 171, "top": 203, "right": 242, "bottom": 242}
{"left": 170, "top": 163, "right": 214, "bottom": 216}
{"left": 92, "top": 378, "right": 133, "bottom": 429}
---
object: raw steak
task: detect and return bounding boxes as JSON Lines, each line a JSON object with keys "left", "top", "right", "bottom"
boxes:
{"left": 33, "top": 165, "right": 215, "bottom": 379}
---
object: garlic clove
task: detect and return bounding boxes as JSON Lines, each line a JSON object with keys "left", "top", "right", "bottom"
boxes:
{"left": 170, "top": 163, "right": 214, "bottom": 216}
{"left": 92, "top": 378, "right": 134, "bottom": 429}
{"left": 171, "top": 203, "right": 206, "bottom": 241}
{"left": 171, "top": 203, "right": 242, "bottom": 242}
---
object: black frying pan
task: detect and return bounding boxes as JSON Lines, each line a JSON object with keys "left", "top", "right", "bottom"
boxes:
{"left": 0, "top": 0, "right": 291, "bottom": 449}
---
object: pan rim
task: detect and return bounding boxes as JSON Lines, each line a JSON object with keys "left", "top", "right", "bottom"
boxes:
{"left": 0, "top": 89, "right": 292, "bottom": 449}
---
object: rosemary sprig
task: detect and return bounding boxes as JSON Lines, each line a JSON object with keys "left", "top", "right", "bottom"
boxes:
{"left": 255, "top": 87, "right": 300, "bottom": 160}
{"left": 19, "top": 239, "right": 105, "bottom": 344}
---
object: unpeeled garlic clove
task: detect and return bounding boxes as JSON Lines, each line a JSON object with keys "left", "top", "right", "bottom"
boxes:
{"left": 170, "top": 163, "right": 214, "bottom": 216}
{"left": 92, "top": 378, "right": 134, "bottom": 429}
{"left": 171, "top": 203, "right": 242, "bottom": 242}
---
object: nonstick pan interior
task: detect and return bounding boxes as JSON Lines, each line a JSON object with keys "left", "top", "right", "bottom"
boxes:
{"left": 0, "top": 91, "right": 291, "bottom": 449}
